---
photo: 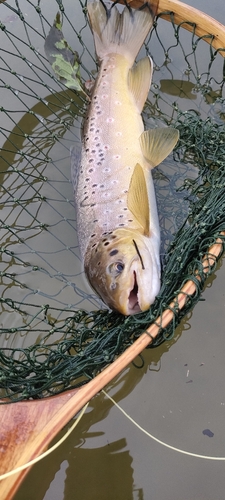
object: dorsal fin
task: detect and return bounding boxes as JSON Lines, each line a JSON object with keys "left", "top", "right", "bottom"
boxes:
{"left": 127, "top": 163, "right": 150, "bottom": 236}
{"left": 70, "top": 145, "right": 81, "bottom": 194}
{"left": 139, "top": 128, "right": 179, "bottom": 168}
{"left": 128, "top": 56, "right": 153, "bottom": 112}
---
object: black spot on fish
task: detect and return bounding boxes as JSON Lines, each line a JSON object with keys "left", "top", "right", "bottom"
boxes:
{"left": 118, "top": 215, "right": 123, "bottom": 218}
{"left": 89, "top": 168, "right": 94, "bottom": 173}
{"left": 123, "top": 207, "right": 128, "bottom": 211}
{"left": 91, "top": 203, "right": 96, "bottom": 207}
{"left": 85, "top": 178, "right": 90, "bottom": 181}
{"left": 86, "top": 148, "right": 89, "bottom": 152}
{"left": 97, "top": 111, "right": 102, "bottom": 115}
{"left": 97, "top": 162, "right": 102, "bottom": 166}
{"left": 109, "top": 249, "right": 118, "bottom": 256}
{"left": 93, "top": 219, "right": 98, "bottom": 223}
{"left": 90, "top": 127, "right": 94, "bottom": 132}
{"left": 92, "top": 190, "right": 95, "bottom": 194}
{"left": 128, "top": 219, "right": 133, "bottom": 222}
{"left": 97, "top": 261, "right": 101, "bottom": 266}
{"left": 91, "top": 233, "right": 96, "bottom": 238}
{"left": 92, "top": 184, "right": 97, "bottom": 187}
{"left": 100, "top": 184, "right": 104, "bottom": 188}
{"left": 96, "top": 129, "right": 100, "bottom": 133}
{"left": 104, "top": 241, "right": 110, "bottom": 246}
{"left": 119, "top": 223, "right": 125, "bottom": 227}
{"left": 89, "top": 159, "right": 94, "bottom": 163}
{"left": 91, "top": 150, "right": 96, "bottom": 153}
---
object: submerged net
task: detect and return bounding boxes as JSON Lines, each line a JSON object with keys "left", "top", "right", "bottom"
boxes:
{"left": 0, "top": 0, "right": 225, "bottom": 401}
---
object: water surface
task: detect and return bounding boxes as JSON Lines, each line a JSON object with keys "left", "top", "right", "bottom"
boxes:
{"left": 1, "top": 1, "right": 225, "bottom": 498}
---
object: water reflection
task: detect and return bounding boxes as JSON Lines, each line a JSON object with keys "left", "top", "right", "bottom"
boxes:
{"left": 160, "top": 79, "right": 198, "bottom": 100}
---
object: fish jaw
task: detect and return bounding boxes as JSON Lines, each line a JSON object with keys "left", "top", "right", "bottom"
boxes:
{"left": 118, "top": 245, "right": 161, "bottom": 315}
{"left": 84, "top": 230, "right": 161, "bottom": 316}
{"left": 118, "top": 268, "right": 142, "bottom": 315}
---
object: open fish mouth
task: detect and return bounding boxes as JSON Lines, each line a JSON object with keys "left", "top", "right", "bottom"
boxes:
{"left": 128, "top": 271, "right": 141, "bottom": 314}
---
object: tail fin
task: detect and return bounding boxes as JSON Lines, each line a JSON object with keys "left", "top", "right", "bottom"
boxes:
{"left": 87, "top": 0, "right": 157, "bottom": 64}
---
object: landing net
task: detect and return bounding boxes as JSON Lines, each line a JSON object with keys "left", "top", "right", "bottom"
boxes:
{"left": 0, "top": 0, "right": 225, "bottom": 401}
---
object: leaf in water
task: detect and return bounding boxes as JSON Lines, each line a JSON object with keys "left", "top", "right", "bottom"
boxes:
{"left": 44, "top": 12, "right": 88, "bottom": 97}
{"left": 160, "top": 79, "right": 197, "bottom": 100}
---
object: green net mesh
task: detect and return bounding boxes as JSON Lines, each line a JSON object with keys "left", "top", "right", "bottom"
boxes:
{"left": 0, "top": 0, "right": 225, "bottom": 401}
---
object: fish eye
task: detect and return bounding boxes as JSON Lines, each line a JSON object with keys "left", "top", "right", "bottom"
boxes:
{"left": 115, "top": 262, "right": 124, "bottom": 273}
{"left": 108, "top": 261, "right": 125, "bottom": 277}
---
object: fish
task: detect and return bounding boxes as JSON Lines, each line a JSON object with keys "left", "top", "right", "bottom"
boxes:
{"left": 71, "top": 0, "right": 179, "bottom": 315}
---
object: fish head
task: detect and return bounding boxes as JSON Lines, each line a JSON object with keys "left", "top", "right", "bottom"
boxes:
{"left": 84, "top": 228, "right": 160, "bottom": 315}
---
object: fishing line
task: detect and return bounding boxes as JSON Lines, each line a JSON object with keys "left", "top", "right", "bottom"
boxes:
{"left": 1, "top": 385, "right": 224, "bottom": 483}
{"left": 102, "top": 390, "right": 225, "bottom": 461}
{"left": 0, "top": 402, "right": 89, "bottom": 481}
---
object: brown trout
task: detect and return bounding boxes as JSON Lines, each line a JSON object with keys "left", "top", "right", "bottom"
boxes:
{"left": 71, "top": 0, "right": 179, "bottom": 315}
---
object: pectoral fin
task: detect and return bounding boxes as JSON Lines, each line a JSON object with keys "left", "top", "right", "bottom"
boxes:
{"left": 127, "top": 163, "right": 150, "bottom": 236}
{"left": 140, "top": 128, "right": 179, "bottom": 168}
{"left": 128, "top": 56, "right": 153, "bottom": 113}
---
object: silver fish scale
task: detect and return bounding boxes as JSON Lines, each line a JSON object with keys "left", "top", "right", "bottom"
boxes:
{"left": 75, "top": 54, "right": 146, "bottom": 259}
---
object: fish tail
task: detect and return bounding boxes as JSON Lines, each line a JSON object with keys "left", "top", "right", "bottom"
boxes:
{"left": 87, "top": 0, "right": 158, "bottom": 64}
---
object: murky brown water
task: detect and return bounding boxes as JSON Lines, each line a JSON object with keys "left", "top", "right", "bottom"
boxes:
{"left": 1, "top": 0, "right": 225, "bottom": 498}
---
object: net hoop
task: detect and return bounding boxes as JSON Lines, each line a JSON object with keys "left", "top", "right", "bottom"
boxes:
{"left": 129, "top": 0, "right": 225, "bottom": 54}
{"left": 0, "top": 1, "right": 225, "bottom": 498}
